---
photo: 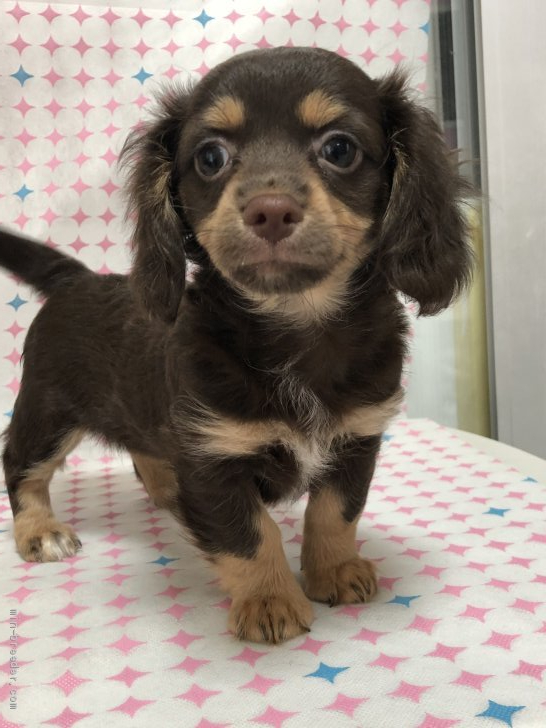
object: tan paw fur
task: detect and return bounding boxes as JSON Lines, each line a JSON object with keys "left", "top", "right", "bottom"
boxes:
{"left": 229, "top": 590, "right": 314, "bottom": 644}
{"left": 303, "top": 556, "right": 377, "bottom": 606}
{"left": 15, "top": 517, "right": 82, "bottom": 562}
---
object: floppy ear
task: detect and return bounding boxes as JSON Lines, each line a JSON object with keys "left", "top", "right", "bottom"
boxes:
{"left": 121, "top": 88, "right": 192, "bottom": 322}
{"left": 374, "top": 71, "right": 474, "bottom": 316}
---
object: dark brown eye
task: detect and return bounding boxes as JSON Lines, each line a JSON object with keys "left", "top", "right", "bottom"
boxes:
{"left": 319, "top": 135, "right": 359, "bottom": 170}
{"left": 195, "top": 143, "right": 230, "bottom": 178}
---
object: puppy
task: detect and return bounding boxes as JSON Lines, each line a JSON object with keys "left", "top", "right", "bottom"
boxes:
{"left": 0, "top": 47, "right": 472, "bottom": 644}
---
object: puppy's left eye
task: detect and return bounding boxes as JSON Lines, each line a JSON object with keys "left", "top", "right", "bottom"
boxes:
{"left": 318, "top": 135, "right": 360, "bottom": 171}
{"left": 195, "top": 143, "right": 231, "bottom": 178}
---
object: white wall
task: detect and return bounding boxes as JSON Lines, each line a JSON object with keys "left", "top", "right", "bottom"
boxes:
{"left": 477, "top": 0, "right": 546, "bottom": 458}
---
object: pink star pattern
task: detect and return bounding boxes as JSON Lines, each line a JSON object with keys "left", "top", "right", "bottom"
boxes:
{"left": 418, "top": 716, "right": 459, "bottom": 728}
{"left": 109, "top": 666, "right": 149, "bottom": 687}
{"left": 325, "top": 693, "right": 367, "bottom": 716}
{"left": 389, "top": 680, "right": 432, "bottom": 703}
{"left": 371, "top": 652, "right": 408, "bottom": 671}
{"left": 253, "top": 707, "right": 299, "bottom": 727}
{"left": 178, "top": 684, "right": 221, "bottom": 708}
{"left": 110, "top": 696, "right": 153, "bottom": 717}
{"left": 241, "top": 674, "right": 283, "bottom": 695}
{"left": 44, "top": 707, "right": 91, "bottom": 727}
{"left": 453, "top": 671, "right": 492, "bottom": 690}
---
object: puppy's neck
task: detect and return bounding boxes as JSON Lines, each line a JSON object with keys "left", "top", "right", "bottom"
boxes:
{"left": 242, "top": 283, "right": 350, "bottom": 327}
{"left": 190, "top": 261, "right": 379, "bottom": 333}
{"left": 235, "top": 262, "right": 377, "bottom": 328}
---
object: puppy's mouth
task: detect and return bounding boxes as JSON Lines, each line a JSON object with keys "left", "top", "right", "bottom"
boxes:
{"left": 231, "top": 255, "right": 330, "bottom": 294}
{"left": 220, "top": 225, "right": 339, "bottom": 294}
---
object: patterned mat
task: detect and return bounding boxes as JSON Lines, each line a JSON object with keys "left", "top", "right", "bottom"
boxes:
{"left": 1, "top": 3, "right": 545, "bottom": 726}
{"left": 1, "top": 418, "right": 545, "bottom": 728}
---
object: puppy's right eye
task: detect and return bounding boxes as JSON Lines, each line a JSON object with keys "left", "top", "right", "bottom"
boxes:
{"left": 195, "top": 143, "right": 230, "bottom": 178}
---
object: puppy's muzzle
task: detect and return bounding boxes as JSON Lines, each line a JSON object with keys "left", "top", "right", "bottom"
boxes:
{"left": 243, "top": 194, "right": 304, "bottom": 245}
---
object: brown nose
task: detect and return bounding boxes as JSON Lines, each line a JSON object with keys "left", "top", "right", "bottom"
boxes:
{"left": 243, "top": 194, "right": 304, "bottom": 244}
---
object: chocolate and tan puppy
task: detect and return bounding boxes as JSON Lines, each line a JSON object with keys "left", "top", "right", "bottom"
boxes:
{"left": 0, "top": 47, "right": 472, "bottom": 644}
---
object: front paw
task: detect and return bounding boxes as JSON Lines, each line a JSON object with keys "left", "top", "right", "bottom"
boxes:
{"left": 303, "top": 556, "right": 377, "bottom": 606}
{"left": 229, "top": 592, "right": 314, "bottom": 644}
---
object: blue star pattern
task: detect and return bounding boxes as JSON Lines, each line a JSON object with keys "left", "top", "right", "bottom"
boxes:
{"left": 14, "top": 184, "right": 33, "bottom": 200}
{"left": 132, "top": 67, "right": 153, "bottom": 84}
{"left": 476, "top": 700, "right": 525, "bottom": 726}
{"left": 194, "top": 10, "right": 213, "bottom": 26}
{"left": 305, "top": 662, "right": 349, "bottom": 683}
{"left": 11, "top": 65, "right": 33, "bottom": 85}
{"left": 3, "top": 409, "right": 13, "bottom": 419}
{"left": 382, "top": 433, "right": 394, "bottom": 442}
{"left": 524, "top": 476, "right": 537, "bottom": 483}
{"left": 7, "top": 294, "right": 27, "bottom": 311}
{"left": 388, "top": 594, "right": 420, "bottom": 607}
{"left": 150, "top": 555, "right": 178, "bottom": 566}
{"left": 484, "top": 507, "right": 510, "bottom": 517}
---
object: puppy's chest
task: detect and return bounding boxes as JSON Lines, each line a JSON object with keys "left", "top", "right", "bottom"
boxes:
{"left": 187, "top": 371, "right": 401, "bottom": 485}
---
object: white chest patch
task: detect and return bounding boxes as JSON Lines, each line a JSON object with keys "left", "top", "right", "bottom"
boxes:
{"left": 289, "top": 435, "right": 332, "bottom": 485}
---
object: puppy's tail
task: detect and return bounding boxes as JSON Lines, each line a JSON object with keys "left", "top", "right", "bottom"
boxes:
{"left": 0, "top": 228, "right": 91, "bottom": 297}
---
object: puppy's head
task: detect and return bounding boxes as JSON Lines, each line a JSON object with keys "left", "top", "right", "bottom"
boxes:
{"left": 123, "top": 47, "right": 472, "bottom": 322}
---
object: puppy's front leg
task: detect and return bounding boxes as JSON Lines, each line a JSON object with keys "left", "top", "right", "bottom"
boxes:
{"left": 217, "top": 509, "right": 314, "bottom": 643}
{"left": 302, "top": 435, "right": 381, "bottom": 605}
{"left": 175, "top": 465, "right": 313, "bottom": 644}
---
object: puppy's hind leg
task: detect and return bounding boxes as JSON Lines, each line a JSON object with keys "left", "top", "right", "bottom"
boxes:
{"left": 130, "top": 451, "right": 176, "bottom": 509}
{"left": 3, "top": 397, "right": 83, "bottom": 562}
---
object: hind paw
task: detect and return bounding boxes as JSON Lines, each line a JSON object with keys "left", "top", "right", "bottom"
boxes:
{"left": 15, "top": 518, "right": 82, "bottom": 562}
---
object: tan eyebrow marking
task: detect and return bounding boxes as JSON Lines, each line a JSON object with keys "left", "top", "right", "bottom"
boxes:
{"left": 297, "top": 90, "right": 348, "bottom": 129}
{"left": 202, "top": 96, "right": 246, "bottom": 130}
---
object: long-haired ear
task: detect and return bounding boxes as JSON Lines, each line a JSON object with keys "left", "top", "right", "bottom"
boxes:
{"left": 375, "top": 71, "right": 474, "bottom": 316}
{"left": 121, "top": 87, "right": 191, "bottom": 322}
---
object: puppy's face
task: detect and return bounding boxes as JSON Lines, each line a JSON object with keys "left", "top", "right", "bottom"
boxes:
{"left": 176, "top": 48, "right": 388, "bottom": 301}
{"left": 125, "top": 47, "right": 472, "bottom": 322}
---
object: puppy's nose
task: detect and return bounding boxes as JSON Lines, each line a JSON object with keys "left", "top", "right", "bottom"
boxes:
{"left": 243, "top": 194, "right": 303, "bottom": 244}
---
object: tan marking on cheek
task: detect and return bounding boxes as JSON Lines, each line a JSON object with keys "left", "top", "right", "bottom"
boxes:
{"left": 297, "top": 90, "right": 347, "bottom": 129}
{"left": 130, "top": 452, "right": 177, "bottom": 509}
{"left": 307, "top": 171, "right": 372, "bottom": 259}
{"left": 301, "top": 489, "right": 377, "bottom": 604}
{"left": 195, "top": 176, "right": 241, "bottom": 275}
{"left": 212, "top": 509, "right": 314, "bottom": 643}
{"left": 202, "top": 96, "right": 246, "bottom": 131}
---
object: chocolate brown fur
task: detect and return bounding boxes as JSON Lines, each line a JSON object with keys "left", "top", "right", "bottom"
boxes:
{"left": 0, "top": 47, "right": 472, "bottom": 643}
